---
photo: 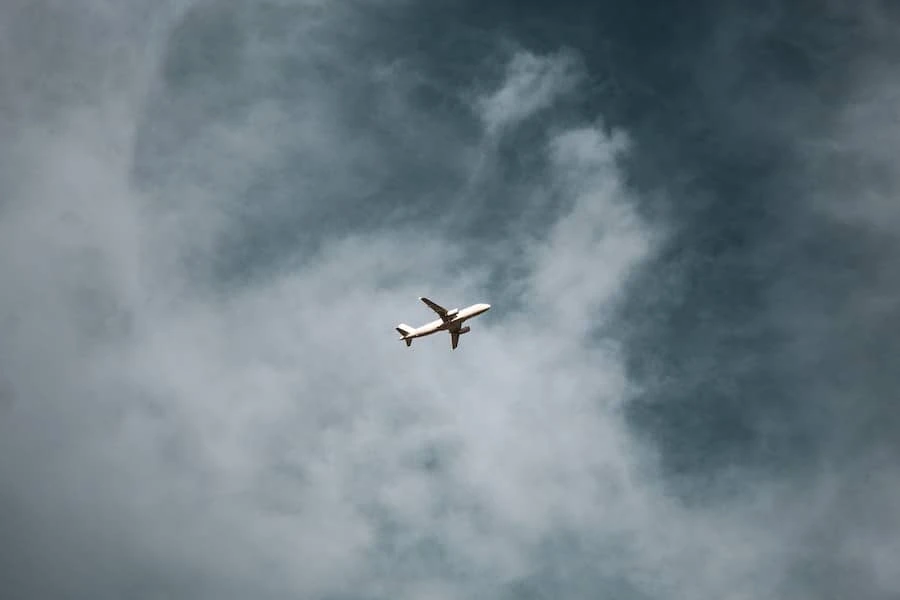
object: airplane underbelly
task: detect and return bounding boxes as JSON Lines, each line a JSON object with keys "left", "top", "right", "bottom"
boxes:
{"left": 422, "top": 320, "right": 444, "bottom": 334}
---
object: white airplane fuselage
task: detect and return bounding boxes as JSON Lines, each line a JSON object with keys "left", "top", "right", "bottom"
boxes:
{"left": 396, "top": 298, "right": 490, "bottom": 349}
{"left": 405, "top": 303, "right": 490, "bottom": 338}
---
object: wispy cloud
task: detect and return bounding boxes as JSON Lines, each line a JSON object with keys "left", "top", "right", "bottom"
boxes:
{"left": 475, "top": 49, "right": 582, "bottom": 136}
{"left": 0, "top": 2, "right": 666, "bottom": 596}
{"left": 2, "top": 2, "right": 898, "bottom": 599}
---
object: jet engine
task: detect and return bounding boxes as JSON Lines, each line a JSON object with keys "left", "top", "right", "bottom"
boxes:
{"left": 457, "top": 326, "right": 471, "bottom": 334}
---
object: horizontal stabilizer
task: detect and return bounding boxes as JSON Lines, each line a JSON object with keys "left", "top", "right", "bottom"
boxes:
{"left": 396, "top": 324, "right": 415, "bottom": 339}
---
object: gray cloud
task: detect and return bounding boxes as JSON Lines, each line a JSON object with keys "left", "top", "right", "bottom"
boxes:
{"left": 0, "top": 3, "right": 656, "bottom": 598}
{"left": 2, "top": 1, "right": 899, "bottom": 599}
{"left": 475, "top": 49, "right": 582, "bottom": 137}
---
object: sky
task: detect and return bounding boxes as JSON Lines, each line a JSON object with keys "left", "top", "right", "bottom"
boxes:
{"left": 1, "top": 1, "right": 899, "bottom": 598}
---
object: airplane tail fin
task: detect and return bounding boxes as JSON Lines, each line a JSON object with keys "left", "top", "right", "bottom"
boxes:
{"left": 396, "top": 324, "right": 415, "bottom": 347}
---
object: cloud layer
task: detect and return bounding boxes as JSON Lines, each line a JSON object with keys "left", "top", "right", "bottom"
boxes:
{"left": 2, "top": 1, "right": 898, "bottom": 599}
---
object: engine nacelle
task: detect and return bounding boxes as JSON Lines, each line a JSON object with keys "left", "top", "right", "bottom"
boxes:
{"left": 457, "top": 326, "right": 471, "bottom": 334}
{"left": 445, "top": 308, "right": 459, "bottom": 318}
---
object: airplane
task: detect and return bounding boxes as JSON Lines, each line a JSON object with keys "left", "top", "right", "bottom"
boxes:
{"left": 396, "top": 297, "right": 491, "bottom": 350}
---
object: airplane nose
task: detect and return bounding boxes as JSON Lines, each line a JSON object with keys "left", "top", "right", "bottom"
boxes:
{"left": 483, "top": 303, "right": 491, "bottom": 310}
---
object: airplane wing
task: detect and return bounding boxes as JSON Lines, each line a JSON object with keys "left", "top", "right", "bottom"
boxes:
{"left": 450, "top": 331, "right": 460, "bottom": 350}
{"left": 420, "top": 297, "right": 449, "bottom": 318}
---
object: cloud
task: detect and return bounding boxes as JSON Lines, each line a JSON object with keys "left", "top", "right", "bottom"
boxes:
{"left": 475, "top": 49, "right": 582, "bottom": 136}
{"left": 0, "top": 3, "right": 662, "bottom": 598}
{"left": 4, "top": 2, "right": 898, "bottom": 599}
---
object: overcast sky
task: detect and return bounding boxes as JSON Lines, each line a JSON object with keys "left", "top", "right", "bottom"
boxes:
{"left": 1, "top": 1, "right": 899, "bottom": 599}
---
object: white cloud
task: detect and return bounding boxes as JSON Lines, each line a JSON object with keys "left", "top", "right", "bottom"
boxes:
{"left": 0, "top": 3, "right": 817, "bottom": 599}
{"left": 475, "top": 49, "right": 582, "bottom": 136}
